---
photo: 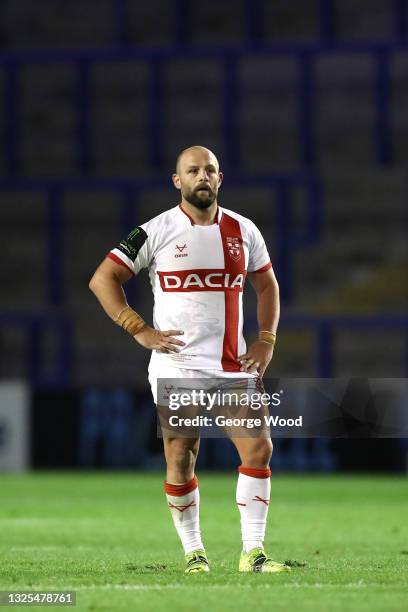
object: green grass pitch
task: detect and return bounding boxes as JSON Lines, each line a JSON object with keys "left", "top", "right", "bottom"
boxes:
{"left": 0, "top": 473, "right": 407, "bottom": 611}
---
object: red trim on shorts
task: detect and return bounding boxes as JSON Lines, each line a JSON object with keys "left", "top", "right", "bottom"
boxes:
{"left": 253, "top": 262, "right": 272, "bottom": 273}
{"left": 219, "top": 213, "right": 245, "bottom": 372}
{"left": 106, "top": 252, "right": 135, "bottom": 275}
{"left": 238, "top": 466, "right": 271, "bottom": 478}
{"left": 164, "top": 475, "right": 198, "bottom": 496}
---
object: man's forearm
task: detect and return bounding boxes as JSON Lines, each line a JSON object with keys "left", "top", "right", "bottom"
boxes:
{"left": 256, "top": 285, "right": 280, "bottom": 335}
{"left": 89, "top": 273, "right": 128, "bottom": 321}
{"left": 89, "top": 263, "right": 184, "bottom": 352}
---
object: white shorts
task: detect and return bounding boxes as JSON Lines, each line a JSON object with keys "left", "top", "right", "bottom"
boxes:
{"left": 148, "top": 363, "right": 259, "bottom": 405}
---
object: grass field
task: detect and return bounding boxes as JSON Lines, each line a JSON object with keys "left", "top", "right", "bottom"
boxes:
{"left": 0, "top": 473, "right": 407, "bottom": 611}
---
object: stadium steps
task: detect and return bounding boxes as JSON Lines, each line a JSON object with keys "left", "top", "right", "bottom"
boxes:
{"left": 62, "top": 193, "right": 122, "bottom": 307}
{"left": 391, "top": 54, "right": 408, "bottom": 165}
{"left": 270, "top": 320, "right": 406, "bottom": 377}
{"left": 1, "top": 0, "right": 406, "bottom": 382}
{"left": 92, "top": 61, "right": 150, "bottom": 176}
{"left": 0, "top": 0, "right": 396, "bottom": 48}
{"left": 14, "top": 62, "right": 150, "bottom": 176}
{"left": 315, "top": 54, "right": 375, "bottom": 169}
{"left": 333, "top": 0, "right": 393, "bottom": 41}
{"left": 290, "top": 164, "right": 407, "bottom": 305}
{"left": 256, "top": 327, "right": 405, "bottom": 377}
{"left": 1, "top": 0, "right": 115, "bottom": 49}
{"left": 72, "top": 317, "right": 151, "bottom": 385}
{"left": 0, "top": 192, "right": 46, "bottom": 309}
{"left": 6, "top": 45, "right": 408, "bottom": 177}
{"left": 299, "top": 259, "right": 408, "bottom": 315}
{"left": 239, "top": 56, "right": 300, "bottom": 173}
{"left": 1, "top": 171, "right": 404, "bottom": 382}
{"left": 6, "top": 46, "right": 404, "bottom": 177}
{"left": 262, "top": 0, "right": 394, "bottom": 43}
{"left": 17, "top": 64, "right": 75, "bottom": 176}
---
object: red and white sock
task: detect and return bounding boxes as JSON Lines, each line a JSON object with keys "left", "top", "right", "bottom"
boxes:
{"left": 165, "top": 475, "right": 204, "bottom": 555}
{"left": 236, "top": 465, "right": 271, "bottom": 553}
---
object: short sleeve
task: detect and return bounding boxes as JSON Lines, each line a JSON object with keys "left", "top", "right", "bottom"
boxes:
{"left": 247, "top": 222, "right": 272, "bottom": 273}
{"left": 107, "top": 225, "right": 150, "bottom": 275}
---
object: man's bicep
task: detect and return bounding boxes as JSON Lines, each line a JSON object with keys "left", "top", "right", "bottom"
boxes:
{"left": 247, "top": 268, "right": 279, "bottom": 294}
{"left": 95, "top": 256, "right": 134, "bottom": 284}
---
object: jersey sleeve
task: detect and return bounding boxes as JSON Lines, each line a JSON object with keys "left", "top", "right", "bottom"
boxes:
{"left": 107, "top": 225, "right": 150, "bottom": 275}
{"left": 247, "top": 221, "right": 272, "bottom": 273}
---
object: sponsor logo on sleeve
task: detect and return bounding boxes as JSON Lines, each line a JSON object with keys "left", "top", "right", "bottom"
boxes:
{"left": 117, "top": 226, "right": 148, "bottom": 262}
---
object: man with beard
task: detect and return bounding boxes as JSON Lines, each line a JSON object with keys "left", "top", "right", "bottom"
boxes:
{"left": 89, "top": 146, "right": 289, "bottom": 575}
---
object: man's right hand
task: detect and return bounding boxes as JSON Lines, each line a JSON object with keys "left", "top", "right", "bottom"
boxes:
{"left": 134, "top": 326, "right": 185, "bottom": 353}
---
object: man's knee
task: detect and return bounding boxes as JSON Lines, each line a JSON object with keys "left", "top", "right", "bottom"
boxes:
{"left": 165, "top": 439, "right": 198, "bottom": 473}
{"left": 241, "top": 438, "right": 273, "bottom": 468}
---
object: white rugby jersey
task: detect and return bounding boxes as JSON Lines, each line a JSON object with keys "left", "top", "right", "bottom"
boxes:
{"left": 108, "top": 204, "right": 272, "bottom": 372}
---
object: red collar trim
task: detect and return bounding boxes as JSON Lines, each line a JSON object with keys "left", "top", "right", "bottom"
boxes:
{"left": 179, "top": 204, "right": 195, "bottom": 225}
{"left": 178, "top": 204, "right": 220, "bottom": 226}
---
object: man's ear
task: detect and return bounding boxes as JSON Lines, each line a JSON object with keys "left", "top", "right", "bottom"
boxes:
{"left": 218, "top": 171, "right": 224, "bottom": 187}
{"left": 172, "top": 173, "right": 181, "bottom": 190}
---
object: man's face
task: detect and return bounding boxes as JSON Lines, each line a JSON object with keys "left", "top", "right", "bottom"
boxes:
{"left": 173, "top": 150, "right": 223, "bottom": 209}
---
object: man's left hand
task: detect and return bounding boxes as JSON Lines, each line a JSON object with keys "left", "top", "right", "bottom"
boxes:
{"left": 238, "top": 341, "right": 274, "bottom": 378}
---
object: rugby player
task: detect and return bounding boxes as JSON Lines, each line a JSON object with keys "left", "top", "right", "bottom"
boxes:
{"left": 89, "top": 146, "right": 290, "bottom": 574}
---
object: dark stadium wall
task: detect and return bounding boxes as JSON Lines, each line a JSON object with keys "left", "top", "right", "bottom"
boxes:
{"left": 31, "top": 389, "right": 407, "bottom": 472}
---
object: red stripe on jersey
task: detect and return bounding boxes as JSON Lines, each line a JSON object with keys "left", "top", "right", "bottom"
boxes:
{"left": 253, "top": 261, "right": 272, "bottom": 273}
{"left": 106, "top": 252, "right": 135, "bottom": 275}
{"left": 222, "top": 290, "right": 240, "bottom": 371}
{"left": 157, "top": 269, "right": 245, "bottom": 292}
{"left": 219, "top": 213, "right": 245, "bottom": 372}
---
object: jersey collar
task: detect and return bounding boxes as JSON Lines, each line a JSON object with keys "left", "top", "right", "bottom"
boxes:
{"left": 178, "top": 203, "right": 221, "bottom": 226}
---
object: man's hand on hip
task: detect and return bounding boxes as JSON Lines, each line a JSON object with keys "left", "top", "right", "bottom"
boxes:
{"left": 239, "top": 341, "right": 274, "bottom": 377}
{"left": 134, "top": 326, "right": 185, "bottom": 353}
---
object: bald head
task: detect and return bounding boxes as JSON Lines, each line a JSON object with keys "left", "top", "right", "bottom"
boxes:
{"left": 175, "top": 146, "right": 219, "bottom": 175}
{"left": 172, "top": 145, "right": 223, "bottom": 210}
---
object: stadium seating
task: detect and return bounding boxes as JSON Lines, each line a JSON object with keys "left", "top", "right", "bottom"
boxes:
{"left": 0, "top": 0, "right": 407, "bottom": 383}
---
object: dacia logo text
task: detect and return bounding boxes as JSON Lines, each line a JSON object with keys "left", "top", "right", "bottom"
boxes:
{"left": 158, "top": 270, "right": 245, "bottom": 292}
